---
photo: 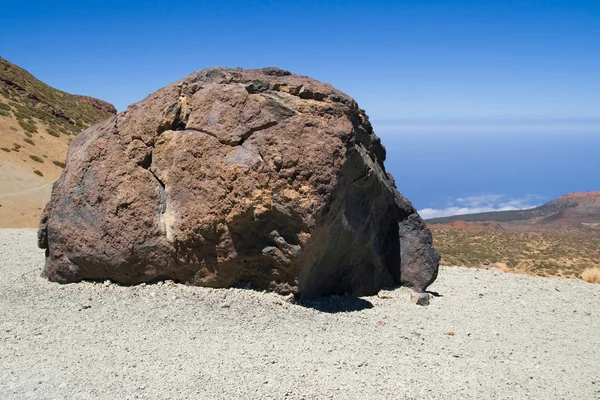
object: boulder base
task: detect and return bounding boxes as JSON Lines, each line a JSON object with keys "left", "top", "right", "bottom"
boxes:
{"left": 38, "top": 67, "right": 439, "bottom": 298}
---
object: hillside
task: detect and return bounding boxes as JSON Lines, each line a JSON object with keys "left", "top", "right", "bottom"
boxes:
{"left": 427, "top": 191, "right": 600, "bottom": 230}
{"left": 0, "top": 56, "right": 116, "bottom": 227}
{"left": 427, "top": 192, "right": 600, "bottom": 279}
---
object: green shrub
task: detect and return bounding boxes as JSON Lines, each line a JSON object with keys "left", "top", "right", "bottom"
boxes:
{"left": 33, "top": 169, "right": 43, "bottom": 177}
{"left": 1, "top": 147, "right": 10, "bottom": 152}
{"left": 23, "top": 138, "right": 35, "bottom": 146}
{"left": 52, "top": 160, "right": 66, "bottom": 168}
{"left": 0, "top": 109, "right": 9, "bottom": 117}
{"left": 0, "top": 102, "right": 11, "bottom": 111}
{"left": 29, "top": 155, "right": 44, "bottom": 163}
{"left": 13, "top": 110, "right": 29, "bottom": 120}
{"left": 10, "top": 126, "right": 18, "bottom": 131}
{"left": 18, "top": 119, "right": 37, "bottom": 133}
{"left": 23, "top": 131, "right": 33, "bottom": 138}
{"left": 47, "top": 129, "right": 60, "bottom": 137}
{"left": 12, "top": 143, "right": 21, "bottom": 149}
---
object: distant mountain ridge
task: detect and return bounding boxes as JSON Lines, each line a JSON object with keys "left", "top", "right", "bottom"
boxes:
{"left": 427, "top": 191, "right": 600, "bottom": 231}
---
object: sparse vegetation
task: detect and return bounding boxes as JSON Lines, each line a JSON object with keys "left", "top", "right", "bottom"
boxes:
{"left": 1, "top": 147, "right": 11, "bottom": 152}
{"left": 33, "top": 169, "right": 43, "bottom": 177}
{"left": 23, "top": 131, "right": 33, "bottom": 138}
{"left": 47, "top": 129, "right": 60, "bottom": 137}
{"left": 52, "top": 160, "right": 66, "bottom": 168}
{"left": 0, "top": 57, "right": 115, "bottom": 137}
{"left": 581, "top": 267, "right": 600, "bottom": 284}
{"left": 23, "top": 138, "right": 35, "bottom": 145}
{"left": 29, "top": 155, "right": 44, "bottom": 163}
{"left": 18, "top": 119, "right": 37, "bottom": 133}
{"left": 10, "top": 126, "right": 18, "bottom": 131}
{"left": 0, "top": 101, "right": 11, "bottom": 116}
{"left": 431, "top": 226, "right": 600, "bottom": 280}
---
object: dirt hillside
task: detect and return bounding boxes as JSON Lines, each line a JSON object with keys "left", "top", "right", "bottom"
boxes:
{"left": 0, "top": 57, "right": 116, "bottom": 227}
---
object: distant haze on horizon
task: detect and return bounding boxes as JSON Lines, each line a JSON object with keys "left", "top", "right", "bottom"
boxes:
{"left": 1, "top": 0, "right": 598, "bottom": 215}
{"left": 373, "top": 127, "right": 599, "bottom": 218}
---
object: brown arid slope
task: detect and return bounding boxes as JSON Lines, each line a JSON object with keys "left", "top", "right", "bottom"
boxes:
{"left": 427, "top": 191, "right": 600, "bottom": 230}
{"left": 427, "top": 192, "right": 600, "bottom": 280}
{"left": 0, "top": 56, "right": 116, "bottom": 227}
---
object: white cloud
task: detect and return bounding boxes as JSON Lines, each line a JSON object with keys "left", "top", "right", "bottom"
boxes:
{"left": 418, "top": 194, "right": 544, "bottom": 220}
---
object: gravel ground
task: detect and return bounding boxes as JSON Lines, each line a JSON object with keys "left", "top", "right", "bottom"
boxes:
{"left": 1, "top": 229, "right": 599, "bottom": 399}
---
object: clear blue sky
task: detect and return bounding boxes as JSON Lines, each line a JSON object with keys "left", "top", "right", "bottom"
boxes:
{"left": 2, "top": 0, "right": 599, "bottom": 214}
{"left": 2, "top": 0, "right": 599, "bottom": 119}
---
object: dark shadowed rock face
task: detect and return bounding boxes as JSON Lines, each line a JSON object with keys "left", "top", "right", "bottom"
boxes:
{"left": 38, "top": 67, "right": 439, "bottom": 297}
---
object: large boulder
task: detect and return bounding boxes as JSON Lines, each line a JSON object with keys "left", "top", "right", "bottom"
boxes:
{"left": 38, "top": 67, "right": 439, "bottom": 298}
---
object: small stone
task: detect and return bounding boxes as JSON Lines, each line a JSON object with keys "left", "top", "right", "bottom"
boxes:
{"left": 410, "top": 292, "right": 430, "bottom": 306}
{"left": 283, "top": 293, "right": 295, "bottom": 303}
{"left": 221, "top": 303, "right": 230, "bottom": 308}
{"left": 273, "top": 156, "right": 283, "bottom": 171}
{"left": 377, "top": 290, "right": 393, "bottom": 299}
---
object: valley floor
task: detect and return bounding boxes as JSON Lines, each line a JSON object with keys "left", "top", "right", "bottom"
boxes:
{"left": 1, "top": 229, "right": 599, "bottom": 399}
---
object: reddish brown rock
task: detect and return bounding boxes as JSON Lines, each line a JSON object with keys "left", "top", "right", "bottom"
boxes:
{"left": 38, "top": 67, "right": 439, "bottom": 297}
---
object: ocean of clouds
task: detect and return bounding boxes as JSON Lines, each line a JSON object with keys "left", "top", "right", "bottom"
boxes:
{"left": 418, "top": 194, "right": 543, "bottom": 219}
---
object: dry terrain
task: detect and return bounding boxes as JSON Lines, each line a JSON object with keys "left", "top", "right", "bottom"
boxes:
{"left": 1, "top": 229, "right": 599, "bottom": 399}
{"left": 428, "top": 192, "right": 600, "bottom": 280}
{"left": 0, "top": 57, "right": 115, "bottom": 227}
{"left": 430, "top": 226, "right": 600, "bottom": 278}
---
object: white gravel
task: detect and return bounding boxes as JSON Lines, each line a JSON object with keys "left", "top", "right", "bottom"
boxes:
{"left": 1, "top": 229, "right": 599, "bottom": 399}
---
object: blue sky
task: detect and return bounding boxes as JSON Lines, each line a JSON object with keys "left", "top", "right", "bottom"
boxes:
{"left": 1, "top": 1, "right": 599, "bottom": 215}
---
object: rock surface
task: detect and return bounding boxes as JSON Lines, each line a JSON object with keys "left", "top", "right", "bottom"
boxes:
{"left": 38, "top": 67, "right": 439, "bottom": 297}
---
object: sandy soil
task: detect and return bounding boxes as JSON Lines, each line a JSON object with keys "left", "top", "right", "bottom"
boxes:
{"left": 0, "top": 160, "right": 52, "bottom": 228}
{"left": 1, "top": 229, "right": 599, "bottom": 399}
{"left": 0, "top": 100, "right": 67, "bottom": 228}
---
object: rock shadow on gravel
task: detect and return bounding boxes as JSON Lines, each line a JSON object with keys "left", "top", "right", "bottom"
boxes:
{"left": 297, "top": 295, "right": 374, "bottom": 313}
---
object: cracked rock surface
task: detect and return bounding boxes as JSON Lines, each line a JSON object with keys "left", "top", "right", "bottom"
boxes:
{"left": 38, "top": 67, "right": 439, "bottom": 297}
